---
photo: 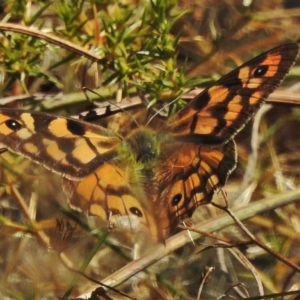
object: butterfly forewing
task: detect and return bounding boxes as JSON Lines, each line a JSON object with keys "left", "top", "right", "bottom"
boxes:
{"left": 0, "top": 109, "right": 120, "bottom": 179}
{"left": 165, "top": 43, "right": 300, "bottom": 144}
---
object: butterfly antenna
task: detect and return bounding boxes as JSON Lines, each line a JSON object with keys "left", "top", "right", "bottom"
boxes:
{"left": 145, "top": 94, "right": 183, "bottom": 127}
{"left": 83, "top": 87, "right": 140, "bottom": 128}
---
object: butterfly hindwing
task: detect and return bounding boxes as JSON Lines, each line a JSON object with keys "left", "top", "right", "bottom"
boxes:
{"left": 155, "top": 140, "right": 237, "bottom": 238}
{"left": 62, "top": 161, "right": 159, "bottom": 238}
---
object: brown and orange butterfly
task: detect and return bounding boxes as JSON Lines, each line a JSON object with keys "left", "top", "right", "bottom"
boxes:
{"left": 0, "top": 43, "right": 298, "bottom": 240}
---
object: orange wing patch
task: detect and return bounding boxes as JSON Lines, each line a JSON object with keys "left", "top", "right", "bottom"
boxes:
{"left": 62, "top": 162, "right": 159, "bottom": 238}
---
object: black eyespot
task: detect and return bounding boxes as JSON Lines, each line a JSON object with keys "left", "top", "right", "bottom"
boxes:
{"left": 129, "top": 207, "right": 143, "bottom": 217}
{"left": 66, "top": 119, "right": 86, "bottom": 136}
{"left": 253, "top": 65, "right": 269, "bottom": 77}
{"left": 172, "top": 194, "right": 182, "bottom": 206}
{"left": 5, "top": 119, "right": 22, "bottom": 131}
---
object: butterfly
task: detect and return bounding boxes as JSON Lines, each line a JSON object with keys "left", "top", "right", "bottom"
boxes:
{"left": 0, "top": 43, "right": 298, "bottom": 241}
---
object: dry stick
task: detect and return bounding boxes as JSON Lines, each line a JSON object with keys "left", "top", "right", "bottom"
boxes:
{"left": 1, "top": 89, "right": 299, "bottom": 119}
{"left": 197, "top": 267, "right": 213, "bottom": 300}
{"left": 0, "top": 88, "right": 300, "bottom": 122}
{"left": 212, "top": 194, "right": 300, "bottom": 274}
{"left": 0, "top": 22, "right": 103, "bottom": 63}
{"left": 177, "top": 224, "right": 252, "bottom": 246}
{"left": 0, "top": 85, "right": 300, "bottom": 117}
{"left": 57, "top": 253, "right": 134, "bottom": 300}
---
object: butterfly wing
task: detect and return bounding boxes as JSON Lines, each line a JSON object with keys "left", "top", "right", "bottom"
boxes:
{"left": 156, "top": 43, "right": 300, "bottom": 238}
{"left": 63, "top": 162, "right": 158, "bottom": 238}
{"left": 155, "top": 140, "right": 236, "bottom": 238}
{"left": 0, "top": 44, "right": 298, "bottom": 241}
{"left": 0, "top": 109, "right": 157, "bottom": 237}
{"left": 0, "top": 109, "right": 120, "bottom": 178}
{"left": 164, "top": 43, "right": 300, "bottom": 144}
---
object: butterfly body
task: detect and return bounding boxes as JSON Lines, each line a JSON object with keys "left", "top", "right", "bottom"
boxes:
{"left": 0, "top": 43, "right": 299, "bottom": 240}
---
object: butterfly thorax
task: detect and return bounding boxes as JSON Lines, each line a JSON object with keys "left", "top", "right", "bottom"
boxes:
{"left": 118, "top": 127, "right": 161, "bottom": 184}
{"left": 125, "top": 127, "right": 160, "bottom": 163}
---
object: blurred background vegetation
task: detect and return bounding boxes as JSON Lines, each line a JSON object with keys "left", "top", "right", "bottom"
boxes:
{"left": 1, "top": 0, "right": 300, "bottom": 299}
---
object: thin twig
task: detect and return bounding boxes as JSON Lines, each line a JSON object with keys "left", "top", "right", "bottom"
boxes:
{"left": 212, "top": 196, "right": 300, "bottom": 274}
{"left": 0, "top": 22, "right": 103, "bottom": 63}
{"left": 197, "top": 267, "right": 214, "bottom": 300}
